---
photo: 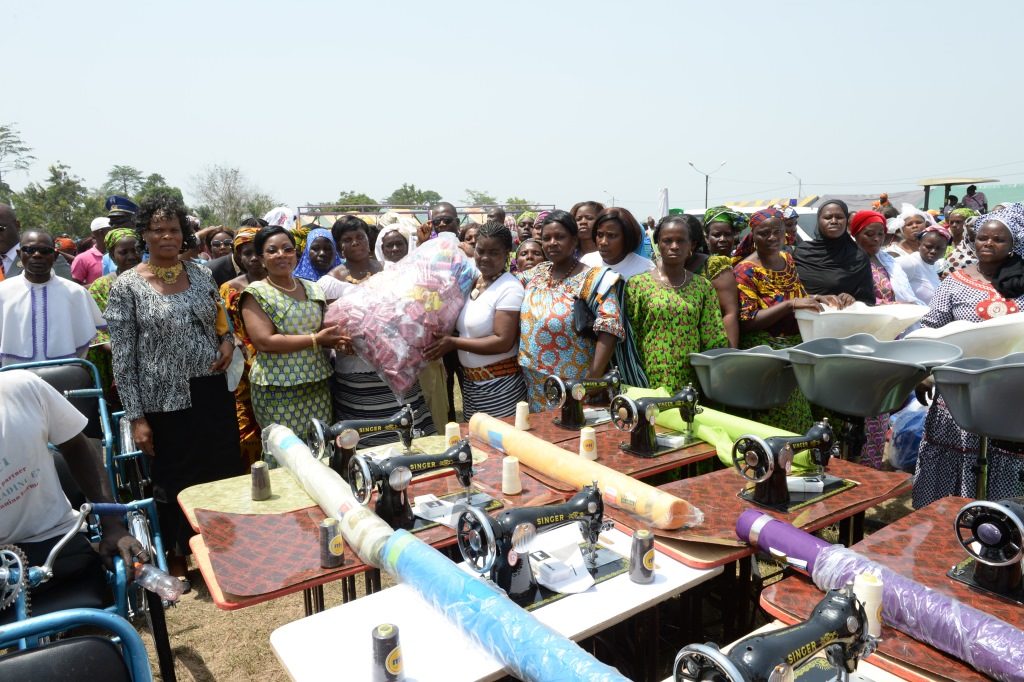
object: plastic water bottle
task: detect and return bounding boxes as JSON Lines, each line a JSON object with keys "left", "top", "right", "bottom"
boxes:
{"left": 133, "top": 562, "right": 185, "bottom": 602}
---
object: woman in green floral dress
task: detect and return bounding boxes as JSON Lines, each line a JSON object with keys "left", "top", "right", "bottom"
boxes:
{"left": 87, "top": 227, "right": 141, "bottom": 402}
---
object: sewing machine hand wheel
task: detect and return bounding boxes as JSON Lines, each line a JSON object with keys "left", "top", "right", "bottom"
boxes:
{"left": 308, "top": 418, "right": 330, "bottom": 460}
{"left": 543, "top": 376, "right": 568, "bottom": 408}
{"left": 456, "top": 506, "right": 497, "bottom": 574}
{"left": 610, "top": 395, "right": 641, "bottom": 432}
{"left": 348, "top": 455, "right": 376, "bottom": 505}
{"left": 955, "top": 500, "right": 1024, "bottom": 566}
{"left": 732, "top": 435, "right": 775, "bottom": 484}
{"left": 673, "top": 643, "right": 745, "bottom": 682}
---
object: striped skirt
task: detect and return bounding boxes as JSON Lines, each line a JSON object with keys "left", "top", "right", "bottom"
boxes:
{"left": 330, "top": 371, "right": 436, "bottom": 446}
{"left": 462, "top": 372, "right": 527, "bottom": 421}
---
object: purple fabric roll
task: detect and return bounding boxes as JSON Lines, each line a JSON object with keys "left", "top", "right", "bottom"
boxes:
{"left": 734, "top": 510, "right": 831, "bottom": 573}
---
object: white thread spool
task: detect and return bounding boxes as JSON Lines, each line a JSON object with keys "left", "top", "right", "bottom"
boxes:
{"left": 445, "top": 422, "right": 461, "bottom": 447}
{"left": 501, "top": 456, "right": 523, "bottom": 495}
{"left": 579, "top": 427, "right": 598, "bottom": 460}
{"left": 853, "top": 572, "right": 884, "bottom": 638}
{"left": 514, "top": 401, "right": 531, "bottom": 431}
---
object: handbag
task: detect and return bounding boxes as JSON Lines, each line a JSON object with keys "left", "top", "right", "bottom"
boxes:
{"left": 572, "top": 296, "right": 597, "bottom": 339}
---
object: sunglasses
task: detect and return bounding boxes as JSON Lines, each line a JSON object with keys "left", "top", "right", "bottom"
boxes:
{"left": 431, "top": 216, "right": 457, "bottom": 227}
{"left": 22, "top": 245, "right": 56, "bottom": 256}
{"left": 210, "top": 240, "right": 232, "bottom": 248}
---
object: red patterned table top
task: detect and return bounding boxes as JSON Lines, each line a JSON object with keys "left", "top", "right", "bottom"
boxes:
{"left": 496, "top": 408, "right": 615, "bottom": 445}
{"left": 760, "top": 496, "right": 1015, "bottom": 682}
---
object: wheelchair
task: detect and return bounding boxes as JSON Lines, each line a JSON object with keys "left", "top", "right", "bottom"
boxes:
{"left": 0, "top": 608, "right": 153, "bottom": 682}
{"left": 0, "top": 359, "right": 175, "bottom": 681}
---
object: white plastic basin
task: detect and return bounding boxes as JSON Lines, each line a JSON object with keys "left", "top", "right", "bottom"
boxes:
{"left": 795, "top": 302, "right": 929, "bottom": 342}
{"left": 905, "top": 314, "right": 1024, "bottom": 360}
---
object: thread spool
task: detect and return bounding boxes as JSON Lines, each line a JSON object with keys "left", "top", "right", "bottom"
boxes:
{"left": 579, "top": 426, "right": 598, "bottom": 460}
{"left": 251, "top": 461, "right": 272, "bottom": 501}
{"left": 501, "top": 456, "right": 523, "bottom": 495}
{"left": 445, "top": 422, "right": 461, "bottom": 447}
{"left": 319, "top": 518, "right": 345, "bottom": 568}
{"left": 853, "top": 572, "right": 884, "bottom": 638}
{"left": 372, "top": 623, "right": 404, "bottom": 681}
{"left": 514, "top": 401, "right": 531, "bottom": 430}
{"left": 629, "top": 529, "right": 655, "bottom": 584}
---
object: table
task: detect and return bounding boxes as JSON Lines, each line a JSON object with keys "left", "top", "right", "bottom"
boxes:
{"left": 179, "top": 437, "right": 565, "bottom": 613}
{"left": 760, "top": 496, "right": 1019, "bottom": 682}
{"left": 271, "top": 526, "right": 722, "bottom": 682}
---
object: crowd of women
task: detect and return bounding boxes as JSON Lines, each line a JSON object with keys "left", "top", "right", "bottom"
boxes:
{"left": 76, "top": 194, "right": 1024, "bottom": 574}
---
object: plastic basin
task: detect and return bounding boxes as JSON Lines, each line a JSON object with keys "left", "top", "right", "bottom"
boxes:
{"left": 932, "top": 353, "right": 1024, "bottom": 442}
{"left": 690, "top": 346, "right": 797, "bottom": 410}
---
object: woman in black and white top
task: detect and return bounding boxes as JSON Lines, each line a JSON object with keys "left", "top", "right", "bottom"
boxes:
{"left": 106, "top": 197, "right": 241, "bottom": 573}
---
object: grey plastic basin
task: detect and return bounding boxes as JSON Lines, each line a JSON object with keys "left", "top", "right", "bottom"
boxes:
{"left": 932, "top": 353, "right": 1024, "bottom": 442}
{"left": 689, "top": 345, "right": 797, "bottom": 410}
{"left": 787, "top": 334, "right": 963, "bottom": 417}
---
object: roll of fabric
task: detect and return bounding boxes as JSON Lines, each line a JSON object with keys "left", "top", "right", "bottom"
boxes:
{"left": 468, "top": 413, "right": 703, "bottom": 529}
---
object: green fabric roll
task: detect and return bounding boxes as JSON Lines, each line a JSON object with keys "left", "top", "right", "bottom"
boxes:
{"left": 623, "top": 386, "right": 818, "bottom": 474}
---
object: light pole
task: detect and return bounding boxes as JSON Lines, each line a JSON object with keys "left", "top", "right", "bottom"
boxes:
{"left": 688, "top": 161, "right": 727, "bottom": 207}
{"left": 787, "top": 171, "right": 803, "bottom": 202}
{"left": 603, "top": 190, "right": 615, "bottom": 207}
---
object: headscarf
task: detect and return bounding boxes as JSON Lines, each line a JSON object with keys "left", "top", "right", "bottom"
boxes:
{"left": 293, "top": 227, "right": 342, "bottom": 281}
{"left": 731, "top": 208, "right": 782, "bottom": 261}
{"left": 534, "top": 211, "right": 551, "bottom": 229}
{"left": 887, "top": 202, "right": 937, "bottom": 238}
{"left": 947, "top": 207, "right": 979, "bottom": 223}
{"left": 980, "top": 203, "right": 1024, "bottom": 298}
{"left": 941, "top": 216, "right": 979, "bottom": 277}
{"left": 703, "top": 206, "right": 747, "bottom": 231}
{"left": 232, "top": 226, "right": 259, "bottom": 250}
{"left": 919, "top": 224, "right": 952, "bottom": 242}
{"left": 374, "top": 219, "right": 417, "bottom": 266}
{"left": 849, "top": 210, "right": 886, "bottom": 238}
{"left": 794, "top": 199, "right": 874, "bottom": 303}
{"left": 104, "top": 227, "right": 137, "bottom": 252}
{"left": 517, "top": 211, "right": 538, "bottom": 225}
{"left": 55, "top": 236, "right": 76, "bottom": 253}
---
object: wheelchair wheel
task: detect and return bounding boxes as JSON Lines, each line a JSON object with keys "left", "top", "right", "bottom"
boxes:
{"left": 125, "top": 510, "right": 176, "bottom": 682}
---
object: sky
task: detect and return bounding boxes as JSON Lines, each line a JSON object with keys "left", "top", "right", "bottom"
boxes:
{"left": 5, "top": 0, "right": 1024, "bottom": 218}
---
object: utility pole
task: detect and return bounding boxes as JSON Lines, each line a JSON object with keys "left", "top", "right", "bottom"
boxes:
{"left": 787, "top": 171, "right": 803, "bottom": 201}
{"left": 688, "top": 161, "right": 727, "bottom": 207}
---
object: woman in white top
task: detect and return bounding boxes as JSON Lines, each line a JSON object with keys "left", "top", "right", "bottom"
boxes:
{"left": 896, "top": 224, "right": 951, "bottom": 305}
{"left": 425, "top": 222, "right": 526, "bottom": 420}
{"left": 580, "top": 207, "right": 655, "bottom": 280}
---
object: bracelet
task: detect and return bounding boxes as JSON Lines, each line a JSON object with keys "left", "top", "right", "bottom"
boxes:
{"left": 310, "top": 333, "right": 319, "bottom": 351}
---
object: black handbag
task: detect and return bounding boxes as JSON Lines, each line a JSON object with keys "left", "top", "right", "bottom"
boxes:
{"left": 572, "top": 296, "right": 598, "bottom": 340}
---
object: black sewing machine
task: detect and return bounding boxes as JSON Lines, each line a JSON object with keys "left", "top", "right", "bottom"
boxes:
{"left": 347, "top": 439, "right": 475, "bottom": 530}
{"left": 732, "top": 419, "right": 839, "bottom": 509}
{"left": 610, "top": 385, "right": 702, "bottom": 457}
{"left": 544, "top": 369, "right": 621, "bottom": 430}
{"left": 455, "top": 484, "right": 610, "bottom": 603}
{"left": 673, "top": 584, "right": 876, "bottom": 682}
{"left": 950, "top": 497, "right": 1024, "bottom": 605}
{"left": 307, "top": 405, "right": 417, "bottom": 481}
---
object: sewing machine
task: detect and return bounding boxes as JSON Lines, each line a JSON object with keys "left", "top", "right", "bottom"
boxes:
{"left": 543, "top": 369, "right": 621, "bottom": 430}
{"left": 307, "top": 405, "right": 417, "bottom": 480}
{"left": 732, "top": 419, "right": 838, "bottom": 508}
{"left": 950, "top": 497, "right": 1024, "bottom": 605}
{"left": 347, "top": 439, "right": 475, "bottom": 530}
{"left": 455, "top": 484, "right": 610, "bottom": 603}
{"left": 673, "top": 584, "right": 876, "bottom": 682}
{"left": 609, "top": 385, "right": 702, "bottom": 457}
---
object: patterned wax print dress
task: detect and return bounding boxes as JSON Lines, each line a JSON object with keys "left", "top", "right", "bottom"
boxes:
{"left": 221, "top": 281, "right": 262, "bottom": 467}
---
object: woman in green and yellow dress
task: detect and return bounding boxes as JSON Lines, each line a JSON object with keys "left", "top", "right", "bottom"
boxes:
{"left": 87, "top": 227, "right": 141, "bottom": 403}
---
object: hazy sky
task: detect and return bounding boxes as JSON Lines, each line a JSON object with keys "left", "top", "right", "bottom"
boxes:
{"left": 5, "top": 0, "right": 1023, "bottom": 217}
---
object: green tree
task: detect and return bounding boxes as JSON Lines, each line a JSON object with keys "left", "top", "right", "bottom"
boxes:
{"left": 504, "top": 196, "right": 534, "bottom": 211}
{"left": 334, "top": 191, "right": 378, "bottom": 210}
{"left": 191, "top": 165, "right": 274, "bottom": 227}
{"left": 0, "top": 123, "right": 35, "bottom": 192}
{"left": 13, "top": 163, "right": 104, "bottom": 236}
{"left": 103, "top": 165, "right": 145, "bottom": 196}
{"left": 135, "top": 173, "right": 185, "bottom": 206}
{"left": 463, "top": 189, "right": 497, "bottom": 206}
{"left": 383, "top": 183, "right": 442, "bottom": 207}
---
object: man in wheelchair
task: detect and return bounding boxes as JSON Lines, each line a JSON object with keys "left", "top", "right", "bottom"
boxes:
{"left": 0, "top": 369, "right": 148, "bottom": 620}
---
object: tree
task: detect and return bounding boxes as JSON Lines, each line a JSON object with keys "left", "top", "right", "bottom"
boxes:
{"left": 191, "top": 165, "right": 275, "bottom": 228}
{"left": 103, "top": 165, "right": 145, "bottom": 196}
{"left": 463, "top": 189, "right": 497, "bottom": 206}
{"left": 504, "top": 196, "right": 534, "bottom": 211}
{"left": 0, "top": 123, "right": 35, "bottom": 190}
{"left": 12, "top": 163, "right": 104, "bottom": 236}
{"left": 135, "top": 173, "right": 185, "bottom": 206}
{"left": 382, "top": 183, "right": 442, "bottom": 207}
{"left": 333, "top": 190, "right": 378, "bottom": 210}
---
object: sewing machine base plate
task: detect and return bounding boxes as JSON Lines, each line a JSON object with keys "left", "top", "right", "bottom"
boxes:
{"left": 619, "top": 432, "right": 699, "bottom": 459}
{"left": 553, "top": 408, "right": 611, "bottom": 431}
{"left": 519, "top": 545, "right": 627, "bottom": 611}
{"left": 410, "top": 488, "right": 502, "bottom": 534}
{"left": 947, "top": 558, "right": 1024, "bottom": 606}
{"left": 739, "top": 475, "right": 855, "bottom": 513}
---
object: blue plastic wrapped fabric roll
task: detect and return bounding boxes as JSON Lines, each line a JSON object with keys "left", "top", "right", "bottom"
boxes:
{"left": 380, "top": 530, "right": 629, "bottom": 682}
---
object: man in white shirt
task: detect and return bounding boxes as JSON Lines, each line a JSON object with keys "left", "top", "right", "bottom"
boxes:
{"left": 0, "top": 203, "right": 73, "bottom": 282}
{"left": 0, "top": 369, "right": 145, "bottom": 612}
{"left": 0, "top": 231, "right": 106, "bottom": 367}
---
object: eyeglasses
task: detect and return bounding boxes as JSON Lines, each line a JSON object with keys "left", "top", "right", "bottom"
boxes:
{"left": 210, "top": 240, "right": 232, "bottom": 248}
{"left": 431, "top": 216, "right": 457, "bottom": 227}
{"left": 22, "top": 246, "right": 56, "bottom": 256}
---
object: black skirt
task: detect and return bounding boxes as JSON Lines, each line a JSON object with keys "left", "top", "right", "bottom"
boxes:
{"left": 147, "top": 373, "right": 242, "bottom": 553}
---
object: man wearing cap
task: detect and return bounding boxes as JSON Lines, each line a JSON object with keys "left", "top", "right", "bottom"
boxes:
{"left": 71, "top": 217, "right": 111, "bottom": 285}
{"left": 101, "top": 195, "right": 139, "bottom": 276}
{"left": 0, "top": 202, "right": 73, "bottom": 282}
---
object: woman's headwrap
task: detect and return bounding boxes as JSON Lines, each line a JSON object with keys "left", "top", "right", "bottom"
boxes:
{"left": 232, "top": 226, "right": 259, "bottom": 250}
{"left": 849, "top": 210, "right": 886, "bottom": 238}
{"left": 794, "top": 199, "right": 874, "bottom": 303}
{"left": 946, "top": 207, "right": 980, "bottom": 224}
{"left": 919, "top": 224, "right": 952, "bottom": 242}
{"left": 978, "top": 203, "right": 1024, "bottom": 298}
{"left": 104, "top": 227, "right": 137, "bottom": 252}
{"left": 533, "top": 211, "right": 551, "bottom": 229}
{"left": 55, "top": 236, "right": 76, "bottom": 253}
{"left": 731, "top": 208, "right": 783, "bottom": 261}
{"left": 373, "top": 219, "right": 417, "bottom": 266}
{"left": 703, "top": 206, "right": 747, "bottom": 231}
{"left": 517, "top": 211, "right": 538, "bottom": 225}
{"left": 293, "top": 227, "right": 342, "bottom": 281}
